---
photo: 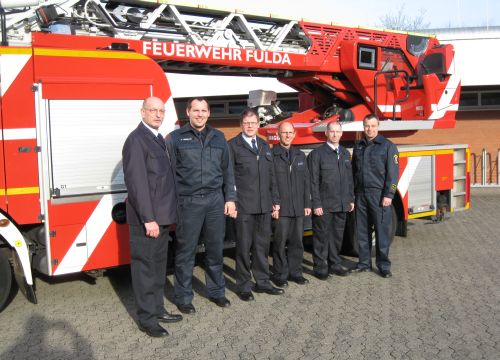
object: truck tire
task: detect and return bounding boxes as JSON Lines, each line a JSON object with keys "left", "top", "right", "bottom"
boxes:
{"left": 0, "top": 248, "right": 14, "bottom": 312}
{"left": 341, "top": 206, "right": 397, "bottom": 258}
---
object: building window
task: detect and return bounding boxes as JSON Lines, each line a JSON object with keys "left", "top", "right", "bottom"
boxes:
{"left": 459, "top": 90, "right": 500, "bottom": 111}
{"left": 459, "top": 92, "right": 479, "bottom": 107}
{"left": 210, "top": 103, "right": 226, "bottom": 114}
{"left": 480, "top": 92, "right": 500, "bottom": 106}
{"left": 228, "top": 101, "right": 247, "bottom": 114}
{"left": 173, "top": 93, "right": 298, "bottom": 121}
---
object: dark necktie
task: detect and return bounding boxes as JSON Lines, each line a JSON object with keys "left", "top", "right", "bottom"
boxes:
{"left": 251, "top": 138, "right": 258, "bottom": 153}
{"left": 157, "top": 133, "right": 165, "bottom": 149}
{"left": 333, "top": 147, "right": 339, "bottom": 160}
{"left": 197, "top": 129, "right": 206, "bottom": 144}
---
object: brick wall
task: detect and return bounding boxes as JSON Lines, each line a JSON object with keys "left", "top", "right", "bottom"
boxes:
{"left": 391, "top": 111, "right": 500, "bottom": 184}
{"left": 210, "top": 119, "right": 241, "bottom": 141}
{"left": 206, "top": 111, "right": 500, "bottom": 185}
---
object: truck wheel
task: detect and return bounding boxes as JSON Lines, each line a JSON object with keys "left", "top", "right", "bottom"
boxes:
{"left": 341, "top": 207, "right": 397, "bottom": 258}
{"left": 0, "top": 248, "right": 14, "bottom": 312}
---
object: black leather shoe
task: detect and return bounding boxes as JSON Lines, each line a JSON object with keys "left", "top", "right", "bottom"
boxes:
{"left": 176, "top": 303, "right": 196, "bottom": 314}
{"left": 138, "top": 324, "right": 169, "bottom": 337}
{"left": 238, "top": 292, "right": 254, "bottom": 301}
{"left": 158, "top": 312, "right": 183, "bottom": 323}
{"left": 253, "top": 286, "right": 285, "bottom": 295}
{"left": 329, "top": 266, "right": 349, "bottom": 277}
{"left": 209, "top": 296, "right": 231, "bottom": 308}
{"left": 349, "top": 267, "right": 371, "bottom": 274}
{"left": 288, "top": 275, "right": 309, "bottom": 285}
{"left": 314, "top": 272, "right": 329, "bottom": 280}
{"left": 272, "top": 278, "right": 289, "bottom": 288}
{"left": 379, "top": 269, "right": 392, "bottom": 278}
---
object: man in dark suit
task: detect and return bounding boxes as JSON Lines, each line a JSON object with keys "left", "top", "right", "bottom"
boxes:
{"left": 307, "top": 121, "right": 354, "bottom": 280}
{"left": 271, "top": 122, "right": 311, "bottom": 287}
{"left": 228, "top": 108, "right": 284, "bottom": 301}
{"left": 122, "top": 96, "right": 182, "bottom": 337}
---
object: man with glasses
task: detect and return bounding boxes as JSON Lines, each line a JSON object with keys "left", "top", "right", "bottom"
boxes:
{"left": 271, "top": 122, "right": 311, "bottom": 287}
{"left": 307, "top": 121, "right": 354, "bottom": 280}
{"left": 228, "top": 108, "right": 283, "bottom": 301}
{"left": 122, "top": 96, "right": 182, "bottom": 337}
{"left": 167, "top": 97, "right": 236, "bottom": 315}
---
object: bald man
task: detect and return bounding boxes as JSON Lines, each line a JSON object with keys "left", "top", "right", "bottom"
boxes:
{"left": 307, "top": 121, "right": 354, "bottom": 280}
{"left": 271, "top": 122, "right": 311, "bottom": 287}
{"left": 122, "top": 97, "right": 182, "bottom": 337}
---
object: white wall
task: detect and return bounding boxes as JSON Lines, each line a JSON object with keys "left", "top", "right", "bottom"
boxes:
{"left": 435, "top": 27, "right": 500, "bottom": 86}
{"left": 166, "top": 73, "right": 295, "bottom": 98}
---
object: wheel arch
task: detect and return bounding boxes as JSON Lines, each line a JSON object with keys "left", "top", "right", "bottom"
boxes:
{"left": 0, "top": 210, "right": 37, "bottom": 304}
{"left": 393, "top": 190, "right": 407, "bottom": 237}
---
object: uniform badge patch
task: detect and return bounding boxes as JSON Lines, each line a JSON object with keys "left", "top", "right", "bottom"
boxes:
{"left": 391, "top": 184, "right": 397, "bottom": 190}
{"left": 393, "top": 154, "right": 399, "bottom": 164}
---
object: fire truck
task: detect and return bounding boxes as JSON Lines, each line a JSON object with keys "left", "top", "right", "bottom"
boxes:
{"left": 0, "top": 0, "right": 469, "bottom": 310}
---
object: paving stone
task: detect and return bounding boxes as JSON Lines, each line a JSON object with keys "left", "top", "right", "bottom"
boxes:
{"left": 1, "top": 188, "right": 500, "bottom": 360}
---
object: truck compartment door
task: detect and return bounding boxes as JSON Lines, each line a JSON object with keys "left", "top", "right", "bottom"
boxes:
{"left": 407, "top": 155, "right": 435, "bottom": 216}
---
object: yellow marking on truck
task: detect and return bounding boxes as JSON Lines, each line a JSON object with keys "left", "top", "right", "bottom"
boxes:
{"left": 34, "top": 48, "right": 147, "bottom": 60}
{"left": 466, "top": 148, "right": 470, "bottom": 172}
{"left": 0, "top": 48, "right": 32, "bottom": 55}
{"left": 399, "top": 149, "right": 454, "bottom": 157}
{"left": 303, "top": 230, "right": 313, "bottom": 237}
{"left": 0, "top": 186, "right": 40, "bottom": 196}
{"left": 407, "top": 210, "right": 436, "bottom": 219}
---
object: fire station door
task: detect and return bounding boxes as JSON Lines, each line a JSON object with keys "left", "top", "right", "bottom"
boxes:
{"left": 37, "top": 97, "right": 144, "bottom": 273}
{"left": 407, "top": 155, "right": 435, "bottom": 216}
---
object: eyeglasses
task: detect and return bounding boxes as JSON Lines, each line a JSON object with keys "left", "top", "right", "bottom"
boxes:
{"left": 242, "top": 122, "right": 259, "bottom": 127}
{"left": 279, "top": 131, "right": 295, "bottom": 135}
{"left": 144, "top": 108, "right": 165, "bottom": 115}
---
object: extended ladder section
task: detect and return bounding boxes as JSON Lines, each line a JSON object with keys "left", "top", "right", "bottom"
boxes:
{"left": 1, "top": 0, "right": 461, "bottom": 139}
{"left": 3, "top": 0, "right": 313, "bottom": 53}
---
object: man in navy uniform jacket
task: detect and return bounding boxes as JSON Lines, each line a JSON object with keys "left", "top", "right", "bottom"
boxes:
{"left": 308, "top": 121, "right": 354, "bottom": 280}
{"left": 351, "top": 114, "right": 399, "bottom": 278}
{"left": 271, "top": 122, "right": 311, "bottom": 287}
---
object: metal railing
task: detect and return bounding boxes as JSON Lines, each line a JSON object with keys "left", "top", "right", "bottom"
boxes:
{"left": 471, "top": 149, "right": 500, "bottom": 186}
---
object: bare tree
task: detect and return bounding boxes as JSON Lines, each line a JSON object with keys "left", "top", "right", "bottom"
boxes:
{"left": 379, "top": 4, "right": 430, "bottom": 31}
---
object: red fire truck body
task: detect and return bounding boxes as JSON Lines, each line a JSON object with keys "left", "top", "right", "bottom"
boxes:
{"left": 0, "top": 0, "right": 468, "bottom": 310}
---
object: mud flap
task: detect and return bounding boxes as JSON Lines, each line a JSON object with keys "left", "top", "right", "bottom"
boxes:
{"left": 0, "top": 214, "right": 36, "bottom": 305}
{"left": 12, "top": 250, "right": 37, "bottom": 304}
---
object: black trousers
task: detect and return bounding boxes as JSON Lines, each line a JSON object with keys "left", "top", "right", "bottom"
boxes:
{"left": 312, "top": 212, "right": 346, "bottom": 275}
{"left": 272, "top": 216, "right": 304, "bottom": 280}
{"left": 355, "top": 191, "right": 392, "bottom": 271}
{"left": 129, "top": 224, "right": 170, "bottom": 328}
{"left": 174, "top": 191, "right": 226, "bottom": 305}
{"left": 235, "top": 213, "right": 272, "bottom": 293}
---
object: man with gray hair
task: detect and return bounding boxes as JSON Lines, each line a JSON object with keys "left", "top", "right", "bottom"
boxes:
{"left": 122, "top": 96, "right": 182, "bottom": 337}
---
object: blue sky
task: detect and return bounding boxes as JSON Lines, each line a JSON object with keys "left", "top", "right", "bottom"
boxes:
{"left": 178, "top": 0, "right": 499, "bottom": 29}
